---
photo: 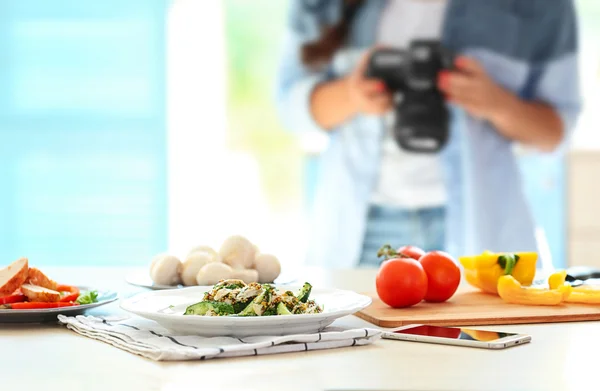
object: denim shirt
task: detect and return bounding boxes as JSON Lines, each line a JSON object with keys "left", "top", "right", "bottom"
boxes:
{"left": 276, "top": 0, "right": 581, "bottom": 268}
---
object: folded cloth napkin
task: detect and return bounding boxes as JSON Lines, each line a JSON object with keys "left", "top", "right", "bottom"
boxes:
{"left": 57, "top": 315, "right": 382, "bottom": 361}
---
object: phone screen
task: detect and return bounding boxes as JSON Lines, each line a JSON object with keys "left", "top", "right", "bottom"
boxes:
{"left": 394, "top": 325, "right": 518, "bottom": 342}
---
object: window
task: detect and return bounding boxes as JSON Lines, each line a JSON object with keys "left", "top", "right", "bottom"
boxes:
{"left": 0, "top": 0, "right": 168, "bottom": 266}
{"left": 167, "top": 0, "right": 307, "bottom": 269}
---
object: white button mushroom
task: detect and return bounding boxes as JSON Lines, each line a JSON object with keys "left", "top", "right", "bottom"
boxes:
{"left": 218, "top": 235, "right": 255, "bottom": 270}
{"left": 187, "top": 245, "right": 220, "bottom": 261}
{"left": 230, "top": 268, "right": 259, "bottom": 284}
{"left": 196, "top": 262, "right": 233, "bottom": 286}
{"left": 149, "top": 254, "right": 183, "bottom": 285}
{"left": 181, "top": 251, "right": 218, "bottom": 286}
{"left": 150, "top": 256, "right": 160, "bottom": 276}
{"left": 253, "top": 253, "right": 281, "bottom": 283}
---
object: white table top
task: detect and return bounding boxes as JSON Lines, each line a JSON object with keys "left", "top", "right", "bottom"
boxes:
{"left": 1, "top": 267, "right": 597, "bottom": 391}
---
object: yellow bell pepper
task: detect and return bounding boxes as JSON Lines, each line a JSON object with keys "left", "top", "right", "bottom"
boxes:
{"left": 548, "top": 270, "right": 567, "bottom": 290}
{"left": 459, "top": 251, "right": 537, "bottom": 294}
{"left": 497, "top": 274, "right": 572, "bottom": 306}
{"left": 565, "top": 286, "right": 600, "bottom": 304}
{"left": 546, "top": 270, "right": 600, "bottom": 304}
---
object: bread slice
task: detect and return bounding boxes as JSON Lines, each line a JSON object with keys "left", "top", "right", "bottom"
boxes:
{"left": 27, "top": 267, "right": 58, "bottom": 291}
{"left": 21, "top": 284, "right": 61, "bottom": 302}
{"left": 0, "top": 258, "right": 29, "bottom": 296}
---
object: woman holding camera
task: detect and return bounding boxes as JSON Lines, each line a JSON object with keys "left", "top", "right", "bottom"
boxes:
{"left": 276, "top": 0, "right": 581, "bottom": 267}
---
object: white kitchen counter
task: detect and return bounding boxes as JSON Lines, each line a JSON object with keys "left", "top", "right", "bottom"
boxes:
{"left": 1, "top": 267, "right": 598, "bottom": 391}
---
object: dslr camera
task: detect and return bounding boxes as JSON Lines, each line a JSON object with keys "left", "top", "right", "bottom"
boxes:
{"left": 365, "top": 40, "right": 455, "bottom": 153}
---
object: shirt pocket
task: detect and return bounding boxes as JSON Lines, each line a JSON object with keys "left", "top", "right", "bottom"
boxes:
{"left": 442, "top": 0, "right": 521, "bottom": 60}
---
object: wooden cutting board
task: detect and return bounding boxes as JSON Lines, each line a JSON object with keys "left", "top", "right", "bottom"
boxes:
{"left": 356, "top": 285, "right": 600, "bottom": 328}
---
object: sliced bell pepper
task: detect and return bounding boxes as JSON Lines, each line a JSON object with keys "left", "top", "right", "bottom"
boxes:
{"left": 57, "top": 285, "right": 80, "bottom": 302}
{"left": 565, "top": 286, "right": 600, "bottom": 304}
{"left": 0, "top": 293, "right": 27, "bottom": 305}
{"left": 459, "top": 251, "right": 537, "bottom": 294}
{"left": 548, "top": 270, "right": 567, "bottom": 290}
{"left": 555, "top": 276, "right": 600, "bottom": 305}
{"left": 545, "top": 270, "right": 600, "bottom": 304}
{"left": 9, "top": 302, "right": 79, "bottom": 309}
{"left": 497, "top": 274, "right": 571, "bottom": 306}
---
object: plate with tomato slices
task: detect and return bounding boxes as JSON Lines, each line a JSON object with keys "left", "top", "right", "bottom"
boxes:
{"left": 0, "top": 258, "right": 118, "bottom": 323}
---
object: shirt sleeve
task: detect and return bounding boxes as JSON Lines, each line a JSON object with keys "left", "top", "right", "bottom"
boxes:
{"left": 530, "top": 0, "right": 582, "bottom": 151}
{"left": 274, "top": 0, "right": 333, "bottom": 135}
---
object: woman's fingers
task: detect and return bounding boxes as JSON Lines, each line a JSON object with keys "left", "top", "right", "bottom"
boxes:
{"left": 438, "top": 71, "right": 488, "bottom": 111}
{"left": 350, "top": 77, "right": 392, "bottom": 114}
{"left": 350, "top": 88, "right": 392, "bottom": 114}
{"left": 368, "top": 94, "right": 393, "bottom": 114}
{"left": 359, "top": 78, "right": 387, "bottom": 94}
{"left": 454, "top": 56, "right": 486, "bottom": 75}
{"left": 439, "top": 71, "right": 474, "bottom": 94}
{"left": 365, "top": 84, "right": 393, "bottom": 114}
{"left": 447, "top": 93, "right": 484, "bottom": 118}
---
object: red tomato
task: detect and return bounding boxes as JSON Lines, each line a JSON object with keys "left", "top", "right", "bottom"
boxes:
{"left": 419, "top": 251, "right": 461, "bottom": 302}
{"left": 376, "top": 257, "right": 428, "bottom": 308}
{"left": 396, "top": 245, "right": 426, "bottom": 260}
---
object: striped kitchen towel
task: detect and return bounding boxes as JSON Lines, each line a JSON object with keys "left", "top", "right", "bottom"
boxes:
{"left": 57, "top": 315, "right": 382, "bottom": 361}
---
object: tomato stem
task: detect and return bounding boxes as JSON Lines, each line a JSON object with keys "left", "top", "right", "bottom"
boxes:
{"left": 377, "top": 244, "right": 410, "bottom": 260}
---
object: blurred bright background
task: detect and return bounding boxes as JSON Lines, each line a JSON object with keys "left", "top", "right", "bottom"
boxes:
{"left": 0, "top": 0, "right": 598, "bottom": 269}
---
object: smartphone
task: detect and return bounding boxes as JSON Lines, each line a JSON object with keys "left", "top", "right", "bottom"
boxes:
{"left": 382, "top": 324, "right": 531, "bottom": 349}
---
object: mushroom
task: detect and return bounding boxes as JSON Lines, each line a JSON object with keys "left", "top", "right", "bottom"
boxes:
{"left": 187, "top": 245, "right": 219, "bottom": 261}
{"left": 149, "top": 254, "right": 182, "bottom": 285}
{"left": 253, "top": 253, "right": 281, "bottom": 283}
{"left": 150, "top": 256, "right": 160, "bottom": 275}
{"left": 218, "top": 235, "right": 255, "bottom": 270}
{"left": 230, "top": 268, "right": 259, "bottom": 284}
{"left": 181, "top": 251, "right": 217, "bottom": 286}
{"left": 196, "top": 262, "right": 233, "bottom": 286}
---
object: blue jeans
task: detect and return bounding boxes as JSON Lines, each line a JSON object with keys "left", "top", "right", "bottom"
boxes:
{"left": 359, "top": 205, "right": 446, "bottom": 267}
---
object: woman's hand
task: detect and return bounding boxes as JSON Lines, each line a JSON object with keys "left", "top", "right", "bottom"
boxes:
{"left": 437, "top": 56, "right": 513, "bottom": 123}
{"left": 310, "top": 49, "right": 393, "bottom": 130}
{"left": 437, "top": 56, "right": 564, "bottom": 151}
{"left": 344, "top": 51, "right": 394, "bottom": 116}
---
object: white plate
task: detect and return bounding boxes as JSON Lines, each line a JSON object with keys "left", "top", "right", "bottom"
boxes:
{"left": 0, "top": 288, "right": 118, "bottom": 323}
{"left": 125, "top": 271, "right": 297, "bottom": 290}
{"left": 120, "top": 285, "right": 372, "bottom": 337}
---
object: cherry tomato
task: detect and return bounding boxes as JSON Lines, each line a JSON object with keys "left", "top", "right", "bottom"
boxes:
{"left": 396, "top": 245, "right": 426, "bottom": 260}
{"left": 376, "top": 257, "right": 428, "bottom": 308}
{"left": 419, "top": 251, "right": 461, "bottom": 302}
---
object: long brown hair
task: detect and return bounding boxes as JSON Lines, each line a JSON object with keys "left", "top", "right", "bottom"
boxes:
{"left": 301, "top": 0, "right": 365, "bottom": 67}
